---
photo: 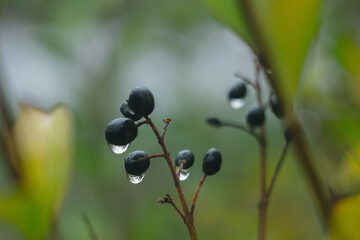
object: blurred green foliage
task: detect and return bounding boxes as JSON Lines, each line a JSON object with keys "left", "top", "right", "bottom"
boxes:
{"left": 0, "top": 0, "right": 359, "bottom": 239}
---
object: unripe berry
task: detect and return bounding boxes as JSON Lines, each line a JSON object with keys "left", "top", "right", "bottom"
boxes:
{"left": 202, "top": 148, "right": 222, "bottom": 175}
{"left": 206, "top": 117, "right": 222, "bottom": 127}
{"left": 120, "top": 103, "right": 142, "bottom": 121}
{"left": 105, "top": 118, "right": 138, "bottom": 146}
{"left": 175, "top": 150, "right": 195, "bottom": 169}
{"left": 246, "top": 106, "right": 265, "bottom": 127}
{"left": 228, "top": 81, "right": 247, "bottom": 100}
{"left": 270, "top": 96, "right": 285, "bottom": 119}
{"left": 124, "top": 150, "right": 150, "bottom": 176}
{"left": 128, "top": 86, "right": 155, "bottom": 117}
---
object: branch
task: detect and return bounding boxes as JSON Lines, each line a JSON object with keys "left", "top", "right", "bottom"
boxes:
{"left": 234, "top": 72, "right": 256, "bottom": 88}
{"left": 158, "top": 194, "right": 185, "bottom": 222}
{"left": 83, "top": 214, "right": 99, "bottom": 240}
{"left": 176, "top": 163, "right": 184, "bottom": 179}
{"left": 161, "top": 118, "right": 171, "bottom": 140}
{"left": 144, "top": 116, "right": 198, "bottom": 240}
{"left": 265, "top": 141, "right": 290, "bottom": 199}
{"left": 220, "top": 120, "right": 259, "bottom": 140}
{"left": 139, "top": 153, "right": 166, "bottom": 163}
{"left": 190, "top": 174, "right": 207, "bottom": 216}
{"left": 136, "top": 120, "right": 149, "bottom": 127}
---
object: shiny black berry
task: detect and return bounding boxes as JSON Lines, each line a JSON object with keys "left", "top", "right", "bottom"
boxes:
{"left": 125, "top": 150, "right": 150, "bottom": 176}
{"left": 105, "top": 118, "right": 138, "bottom": 146}
{"left": 228, "top": 81, "right": 247, "bottom": 100}
{"left": 175, "top": 150, "right": 195, "bottom": 169}
{"left": 246, "top": 106, "right": 265, "bottom": 127}
{"left": 270, "top": 96, "right": 285, "bottom": 119}
{"left": 202, "top": 148, "right": 222, "bottom": 176}
{"left": 128, "top": 86, "right": 155, "bottom": 117}
{"left": 206, "top": 117, "right": 222, "bottom": 127}
{"left": 120, "top": 103, "right": 142, "bottom": 121}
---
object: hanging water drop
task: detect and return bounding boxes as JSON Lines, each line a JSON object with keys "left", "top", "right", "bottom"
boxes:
{"left": 127, "top": 172, "right": 145, "bottom": 184}
{"left": 179, "top": 168, "right": 190, "bottom": 181}
{"left": 109, "top": 143, "right": 129, "bottom": 154}
{"left": 230, "top": 98, "right": 245, "bottom": 109}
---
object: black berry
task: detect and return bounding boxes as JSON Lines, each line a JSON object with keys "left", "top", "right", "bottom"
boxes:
{"left": 128, "top": 86, "right": 155, "bottom": 117}
{"left": 105, "top": 118, "right": 138, "bottom": 146}
{"left": 206, "top": 117, "right": 222, "bottom": 127}
{"left": 270, "top": 96, "right": 285, "bottom": 119}
{"left": 246, "top": 106, "right": 265, "bottom": 127}
{"left": 120, "top": 103, "right": 142, "bottom": 121}
{"left": 175, "top": 150, "right": 195, "bottom": 169}
{"left": 202, "top": 148, "right": 222, "bottom": 176}
{"left": 125, "top": 150, "right": 150, "bottom": 176}
{"left": 228, "top": 81, "right": 247, "bottom": 100}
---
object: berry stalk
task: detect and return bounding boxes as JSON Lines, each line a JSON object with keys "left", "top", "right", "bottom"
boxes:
{"left": 144, "top": 116, "right": 198, "bottom": 240}
{"left": 190, "top": 174, "right": 207, "bottom": 216}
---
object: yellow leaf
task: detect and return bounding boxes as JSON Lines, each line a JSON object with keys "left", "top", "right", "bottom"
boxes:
{"left": 331, "top": 193, "right": 360, "bottom": 240}
{"left": 0, "top": 105, "right": 74, "bottom": 240}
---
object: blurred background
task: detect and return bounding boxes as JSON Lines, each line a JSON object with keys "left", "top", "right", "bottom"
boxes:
{"left": 0, "top": 0, "right": 359, "bottom": 239}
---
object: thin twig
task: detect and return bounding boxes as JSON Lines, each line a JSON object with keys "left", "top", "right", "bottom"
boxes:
{"left": 161, "top": 118, "right": 171, "bottom": 140}
{"left": 136, "top": 120, "right": 148, "bottom": 127}
{"left": 257, "top": 127, "right": 267, "bottom": 240}
{"left": 253, "top": 58, "right": 267, "bottom": 240}
{"left": 83, "top": 214, "right": 99, "bottom": 240}
{"left": 234, "top": 72, "right": 256, "bottom": 88}
{"left": 139, "top": 153, "right": 166, "bottom": 162}
{"left": 221, "top": 120, "right": 259, "bottom": 140}
{"left": 190, "top": 174, "right": 207, "bottom": 216}
{"left": 176, "top": 163, "right": 184, "bottom": 179}
{"left": 265, "top": 141, "right": 290, "bottom": 199}
{"left": 144, "top": 116, "right": 198, "bottom": 240}
{"left": 158, "top": 194, "right": 186, "bottom": 222}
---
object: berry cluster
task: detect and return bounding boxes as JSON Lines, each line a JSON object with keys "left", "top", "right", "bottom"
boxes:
{"left": 105, "top": 86, "right": 222, "bottom": 239}
{"left": 105, "top": 86, "right": 222, "bottom": 183}
{"left": 206, "top": 59, "right": 296, "bottom": 240}
{"left": 207, "top": 77, "right": 291, "bottom": 140}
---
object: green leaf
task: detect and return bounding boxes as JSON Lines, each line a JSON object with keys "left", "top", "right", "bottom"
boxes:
{"left": 196, "top": 0, "right": 256, "bottom": 50}
{"left": 198, "top": 0, "right": 323, "bottom": 102}
{"left": 243, "top": 0, "right": 323, "bottom": 102}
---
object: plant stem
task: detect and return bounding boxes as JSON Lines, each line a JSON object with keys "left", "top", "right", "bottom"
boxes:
{"left": 257, "top": 126, "right": 267, "bottom": 240}
{"left": 238, "top": 0, "right": 330, "bottom": 225}
{"left": 144, "top": 116, "right": 198, "bottom": 240}
{"left": 0, "top": 77, "right": 20, "bottom": 183}
{"left": 190, "top": 174, "right": 207, "bottom": 216}
{"left": 158, "top": 194, "right": 186, "bottom": 222}
{"left": 83, "top": 214, "right": 98, "bottom": 240}
{"left": 253, "top": 58, "right": 267, "bottom": 240}
{"left": 221, "top": 120, "right": 259, "bottom": 140}
{"left": 266, "top": 142, "right": 289, "bottom": 199}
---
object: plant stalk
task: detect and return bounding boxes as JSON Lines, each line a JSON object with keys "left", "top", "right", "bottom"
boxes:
{"left": 145, "top": 116, "right": 198, "bottom": 240}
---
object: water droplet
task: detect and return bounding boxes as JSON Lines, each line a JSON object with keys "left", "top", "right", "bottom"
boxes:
{"left": 179, "top": 169, "right": 190, "bottom": 181}
{"left": 266, "top": 68, "right": 273, "bottom": 75}
{"left": 127, "top": 172, "right": 145, "bottom": 184}
{"left": 230, "top": 98, "right": 245, "bottom": 109}
{"left": 109, "top": 143, "right": 129, "bottom": 154}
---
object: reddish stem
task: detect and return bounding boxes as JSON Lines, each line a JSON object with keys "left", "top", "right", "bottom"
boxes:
{"left": 190, "top": 174, "right": 207, "bottom": 216}
{"left": 144, "top": 116, "right": 198, "bottom": 240}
